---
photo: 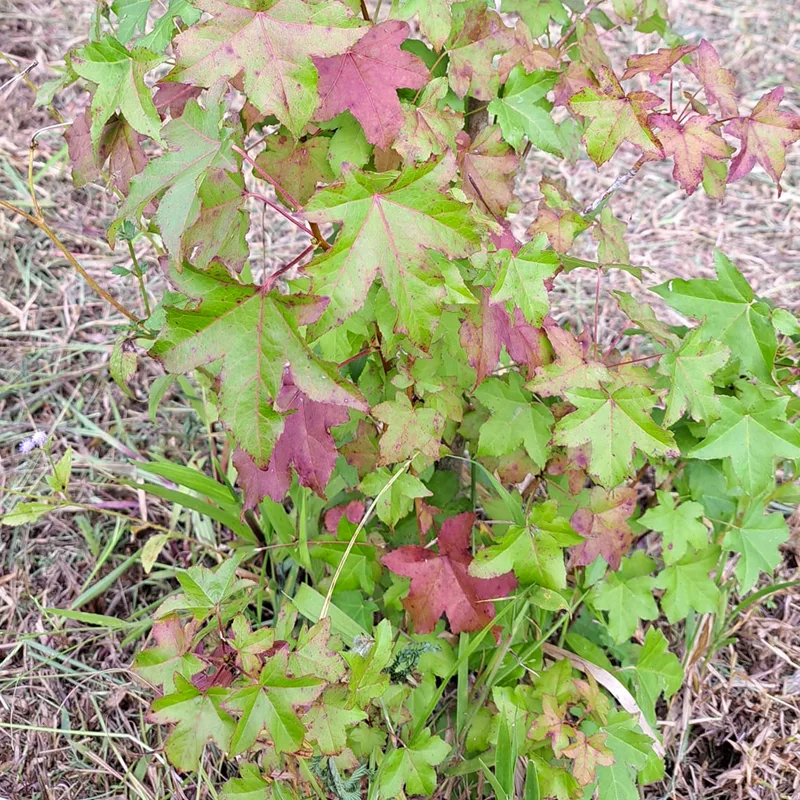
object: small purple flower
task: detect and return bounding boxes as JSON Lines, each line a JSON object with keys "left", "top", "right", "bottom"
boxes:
{"left": 18, "top": 430, "right": 48, "bottom": 455}
{"left": 18, "top": 439, "right": 36, "bottom": 454}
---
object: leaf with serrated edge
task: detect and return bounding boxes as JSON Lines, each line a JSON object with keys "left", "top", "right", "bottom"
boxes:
{"left": 640, "top": 491, "right": 709, "bottom": 564}
{"left": 723, "top": 503, "right": 789, "bottom": 592}
{"left": 655, "top": 545, "right": 721, "bottom": 623}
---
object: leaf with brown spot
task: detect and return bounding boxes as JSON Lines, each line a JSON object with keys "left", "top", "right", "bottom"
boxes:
{"left": 497, "top": 21, "right": 559, "bottom": 83}
{"left": 456, "top": 126, "right": 519, "bottom": 218}
{"left": 561, "top": 730, "right": 614, "bottom": 786}
{"left": 650, "top": 113, "right": 732, "bottom": 195}
{"left": 255, "top": 133, "right": 334, "bottom": 207}
{"left": 341, "top": 420, "right": 380, "bottom": 478}
{"left": 372, "top": 394, "right": 445, "bottom": 467}
{"left": 687, "top": 39, "right": 738, "bottom": 118}
{"left": 526, "top": 178, "right": 588, "bottom": 253}
{"left": 569, "top": 486, "right": 637, "bottom": 570}
{"left": 621, "top": 45, "right": 697, "bottom": 84}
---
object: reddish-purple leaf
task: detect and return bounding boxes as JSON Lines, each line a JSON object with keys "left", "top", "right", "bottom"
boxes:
{"left": 725, "top": 86, "right": 800, "bottom": 190}
{"left": 505, "top": 307, "right": 549, "bottom": 378}
{"left": 569, "top": 486, "right": 637, "bottom": 570}
{"left": 526, "top": 178, "right": 588, "bottom": 254}
{"left": 490, "top": 222, "right": 522, "bottom": 254}
{"left": 382, "top": 511, "right": 517, "bottom": 635}
{"left": 687, "top": 39, "right": 738, "bottom": 119}
{"left": 341, "top": 420, "right": 380, "bottom": 479}
{"left": 233, "top": 371, "right": 351, "bottom": 508}
{"left": 621, "top": 45, "right": 697, "bottom": 84}
{"left": 650, "top": 114, "right": 732, "bottom": 195}
{"left": 497, "top": 22, "right": 559, "bottom": 83}
{"left": 554, "top": 62, "right": 598, "bottom": 107}
{"left": 313, "top": 21, "right": 428, "bottom": 149}
{"left": 324, "top": 500, "right": 366, "bottom": 532}
{"left": 459, "top": 287, "right": 511, "bottom": 384}
{"left": 255, "top": 134, "right": 334, "bottom": 207}
{"left": 153, "top": 81, "right": 203, "bottom": 119}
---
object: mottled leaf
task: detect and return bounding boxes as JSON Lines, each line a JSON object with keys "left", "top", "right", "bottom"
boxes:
{"left": 456, "top": 125, "right": 519, "bottom": 217}
{"left": 621, "top": 45, "right": 697, "bottom": 83}
{"left": 569, "top": 486, "right": 637, "bottom": 570}
{"left": 395, "top": 77, "right": 463, "bottom": 162}
{"left": 687, "top": 39, "right": 738, "bottom": 118}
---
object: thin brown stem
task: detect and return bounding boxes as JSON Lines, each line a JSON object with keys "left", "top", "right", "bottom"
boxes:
{"left": 245, "top": 191, "right": 315, "bottom": 237}
{"left": 0, "top": 198, "right": 141, "bottom": 323}
{"left": 308, "top": 221, "right": 332, "bottom": 251}
{"left": 338, "top": 347, "right": 373, "bottom": 368}
{"left": 555, "top": 0, "right": 600, "bottom": 51}
{"left": 359, "top": 0, "right": 371, "bottom": 21}
{"left": 592, "top": 268, "right": 602, "bottom": 359}
{"left": 582, "top": 157, "right": 645, "bottom": 217}
{"left": 262, "top": 244, "right": 315, "bottom": 290}
{"left": 606, "top": 352, "right": 662, "bottom": 368}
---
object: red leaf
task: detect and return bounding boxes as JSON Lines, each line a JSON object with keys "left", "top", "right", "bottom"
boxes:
{"left": 554, "top": 62, "right": 597, "bottom": 108}
{"left": 505, "top": 307, "right": 549, "bottom": 378}
{"left": 382, "top": 512, "right": 517, "bottom": 635}
{"left": 153, "top": 81, "right": 202, "bottom": 119}
{"left": 569, "top": 486, "right": 636, "bottom": 570}
{"left": 621, "top": 45, "right": 697, "bottom": 84}
{"left": 650, "top": 114, "right": 732, "bottom": 195}
{"left": 724, "top": 86, "right": 800, "bottom": 189}
{"left": 233, "top": 371, "right": 350, "bottom": 509}
{"left": 490, "top": 222, "right": 522, "bottom": 254}
{"left": 459, "top": 287, "right": 511, "bottom": 384}
{"left": 324, "top": 500, "right": 366, "bottom": 532}
{"left": 687, "top": 39, "right": 738, "bottom": 119}
{"left": 313, "top": 21, "right": 428, "bottom": 149}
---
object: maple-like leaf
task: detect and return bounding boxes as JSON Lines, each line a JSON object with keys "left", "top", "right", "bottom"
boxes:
{"left": 640, "top": 491, "right": 709, "bottom": 564}
{"left": 456, "top": 126, "right": 519, "bottom": 217}
{"left": 528, "top": 318, "right": 610, "bottom": 398}
{"left": 304, "top": 155, "right": 481, "bottom": 346}
{"left": 723, "top": 503, "right": 789, "bottom": 592}
{"left": 555, "top": 386, "right": 677, "bottom": 488}
{"left": 445, "top": 0, "right": 515, "bottom": 101}
{"left": 382, "top": 511, "right": 517, "bottom": 634}
{"left": 133, "top": 616, "right": 205, "bottom": 692}
{"left": 489, "top": 235, "right": 558, "bottom": 328}
{"left": 621, "top": 45, "right": 697, "bottom": 83}
{"left": 592, "top": 551, "right": 659, "bottom": 643}
{"left": 529, "top": 694, "right": 574, "bottom": 756}
{"left": 526, "top": 178, "right": 587, "bottom": 253}
{"left": 470, "top": 500, "right": 581, "bottom": 589}
{"left": 288, "top": 618, "right": 346, "bottom": 682}
{"left": 379, "top": 728, "right": 451, "bottom": 798}
{"left": 632, "top": 628, "right": 683, "bottom": 725}
{"left": 66, "top": 110, "right": 147, "bottom": 195}
{"left": 153, "top": 81, "right": 203, "bottom": 119}
{"left": 569, "top": 486, "right": 637, "bottom": 570}
{"left": 593, "top": 206, "right": 630, "bottom": 264}
{"left": 390, "top": 0, "right": 456, "bottom": 51}
{"left": 110, "top": 99, "right": 246, "bottom": 266}
{"left": 613, "top": 290, "right": 679, "bottom": 348}
{"left": 655, "top": 545, "right": 721, "bottom": 623}
{"left": 168, "top": 0, "right": 365, "bottom": 136}
{"left": 562, "top": 730, "right": 615, "bottom": 786}
{"left": 230, "top": 615, "right": 276, "bottom": 676}
{"left": 113, "top": 0, "right": 201, "bottom": 52}
{"left": 650, "top": 114, "right": 732, "bottom": 195}
{"left": 554, "top": 61, "right": 598, "bottom": 108}
{"left": 150, "top": 262, "right": 365, "bottom": 467}
{"left": 657, "top": 326, "right": 730, "bottom": 426}
{"left": 652, "top": 250, "right": 776, "bottom": 382}
{"left": 360, "top": 467, "right": 432, "bottom": 527}
{"left": 72, "top": 36, "right": 163, "bottom": 148}
{"left": 232, "top": 371, "right": 351, "bottom": 507}
{"left": 225, "top": 650, "right": 324, "bottom": 755}
{"left": 569, "top": 66, "right": 664, "bottom": 167}
{"left": 344, "top": 619, "right": 393, "bottom": 706}
{"left": 303, "top": 686, "right": 366, "bottom": 755}
{"left": 313, "top": 21, "right": 428, "bottom": 150}
{"left": 688, "top": 387, "right": 800, "bottom": 497}
{"left": 342, "top": 419, "right": 380, "bottom": 478}
{"left": 395, "top": 77, "right": 463, "bottom": 163}
{"left": 488, "top": 67, "right": 561, "bottom": 154}
{"left": 324, "top": 499, "right": 365, "bottom": 533}
{"left": 148, "top": 673, "right": 235, "bottom": 771}
{"left": 497, "top": 21, "right": 559, "bottom": 82}
{"left": 372, "top": 394, "right": 445, "bottom": 467}
{"left": 474, "top": 373, "right": 554, "bottom": 470}
{"left": 255, "top": 133, "right": 334, "bottom": 207}
{"left": 687, "top": 39, "right": 738, "bottom": 118}
{"left": 725, "top": 86, "right": 800, "bottom": 189}
{"left": 502, "top": 0, "right": 568, "bottom": 38}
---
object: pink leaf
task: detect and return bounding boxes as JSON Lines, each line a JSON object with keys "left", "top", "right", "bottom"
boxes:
{"left": 324, "top": 500, "right": 366, "bottom": 532}
{"left": 687, "top": 39, "right": 738, "bottom": 119}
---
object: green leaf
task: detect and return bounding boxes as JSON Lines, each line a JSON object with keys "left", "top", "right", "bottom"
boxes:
{"left": 591, "top": 551, "right": 659, "bottom": 644}
{"left": 474, "top": 373, "right": 554, "bottom": 470}
{"left": 501, "top": 0, "right": 568, "bottom": 37}
{"left": 655, "top": 545, "right": 721, "bottom": 623}
{"left": 360, "top": 467, "right": 432, "bottom": 527}
{"left": 46, "top": 447, "right": 73, "bottom": 493}
{"left": 303, "top": 686, "right": 366, "bottom": 754}
{"left": 133, "top": 616, "right": 205, "bottom": 692}
{"left": 305, "top": 154, "right": 481, "bottom": 346}
{"left": 372, "top": 394, "right": 445, "bottom": 467}
{"left": 72, "top": 36, "right": 163, "bottom": 148}
{"left": 396, "top": 77, "right": 463, "bottom": 162}
{"left": 773, "top": 307, "right": 800, "bottom": 336}
{"left": 149, "top": 261, "right": 365, "bottom": 466}
{"left": 345, "top": 618, "right": 393, "bottom": 706}
{"left": 111, "top": 100, "right": 246, "bottom": 265}
{"left": 723, "top": 503, "right": 789, "bottom": 592}
{"left": 488, "top": 67, "right": 561, "bottom": 153}
{"left": 391, "top": 0, "right": 456, "bottom": 50}
{"left": 490, "top": 235, "right": 558, "bottom": 326}
{"left": 113, "top": 0, "right": 201, "bottom": 52}
{"left": 554, "top": 386, "right": 678, "bottom": 487}
{"left": 288, "top": 618, "right": 346, "bottom": 682}
{"left": 687, "top": 388, "right": 800, "bottom": 498}
{"left": 470, "top": 501, "right": 581, "bottom": 589}
{"left": 169, "top": 0, "right": 365, "bottom": 136}
{"left": 225, "top": 650, "right": 324, "bottom": 754}
{"left": 652, "top": 250, "right": 777, "bottom": 382}
{"left": 148, "top": 673, "right": 235, "bottom": 771}
{"left": 658, "top": 327, "right": 730, "bottom": 426}
{"left": 639, "top": 491, "right": 709, "bottom": 564}
{"left": 378, "top": 727, "right": 451, "bottom": 798}
{"left": 0, "top": 502, "right": 52, "bottom": 527}
{"left": 325, "top": 112, "right": 372, "bottom": 176}
{"left": 221, "top": 764, "right": 270, "bottom": 800}
{"left": 631, "top": 627, "right": 683, "bottom": 724}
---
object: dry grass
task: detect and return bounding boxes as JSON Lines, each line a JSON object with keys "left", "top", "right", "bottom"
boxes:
{"left": 1, "top": 0, "right": 799, "bottom": 797}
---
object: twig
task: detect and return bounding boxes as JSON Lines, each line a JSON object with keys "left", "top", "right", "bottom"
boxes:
{"left": 582, "top": 157, "right": 646, "bottom": 217}
{"left": 359, "top": 0, "right": 371, "bottom": 22}
{"left": 262, "top": 244, "right": 315, "bottom": 290}
{"left": 555, "top": 0, "right": 601, "bottom": 51}
{"left": 607, "top": 352, "right": 662, "bottom": 368}
{"left": 0, "top": 198, "right": 141, "bottom": 324}
{"left": 308, "top": 221, "right": 332, "bottom": 251}
{"left": 245, "top": 191, "right": 316, "bottom": 237}
{"left": 0, "top": 59, "right": 36, "bottom": 94}
{"left": 127, "top": 239, "right": 152, "bottom": 317}
{"left": 592, "top": 267, "right": 602, "bottom": 359}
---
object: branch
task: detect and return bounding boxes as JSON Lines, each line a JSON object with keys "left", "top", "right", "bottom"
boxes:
{"left": 582, "top": 157, "right": 646, "bottom": 217}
